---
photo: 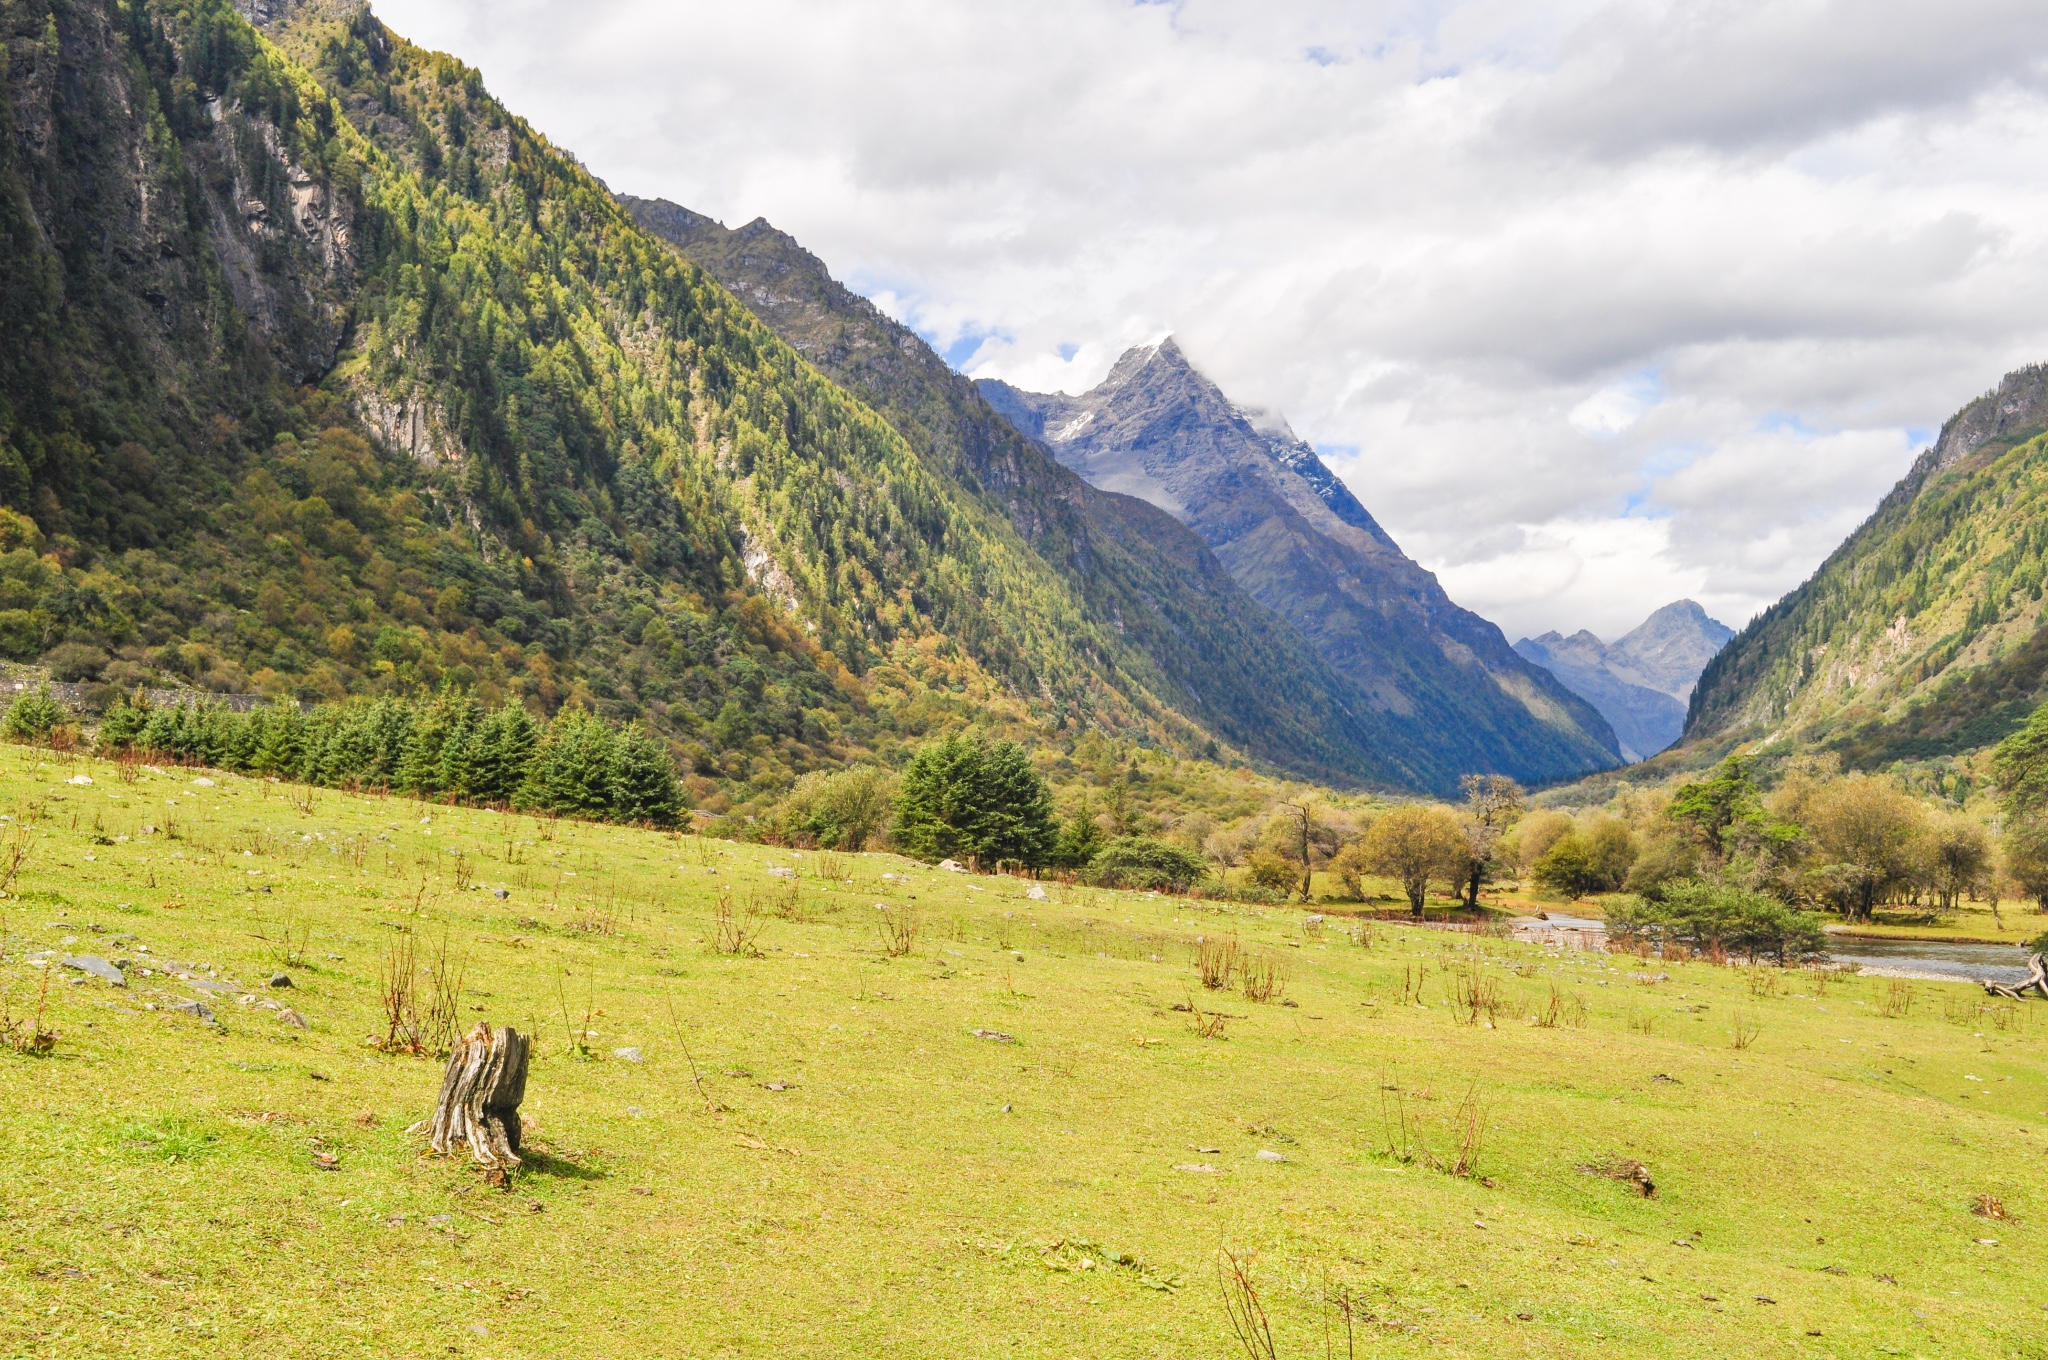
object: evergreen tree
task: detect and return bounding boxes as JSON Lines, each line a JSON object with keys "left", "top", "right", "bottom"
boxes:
{"left": 609, "top": 725, "right": 684, "bottom": 827}
{"left": 891, "top": 734, "right": 1057, "bottom": 867}
{"left": 95, "top": 695, "right": 151, "bottom": 752}
{"left": 518, "top": 709, "right": 616, "bottom": 817}
{"left": 1, "top": 685, "right": 64, "bottom": 742}
{"left": 462, "top": 702, "right": 541, "bottom": 807}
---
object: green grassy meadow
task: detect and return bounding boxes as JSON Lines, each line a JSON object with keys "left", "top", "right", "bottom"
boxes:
{"left": 2, "top": 746, "right": 2044, "bottom": 1359}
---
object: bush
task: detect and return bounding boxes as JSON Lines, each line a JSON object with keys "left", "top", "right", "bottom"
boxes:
{"left": 40, "top": 642, "right": 107, "bottom": 682}
{"left": 1245, "top": 848, "right": 1298, "bottom": 893}
{"left": 1606, "top": 880, "right": 1827, "bottom": 964}
{"left": 777, "top": 766, "right": 894, "bottom": 849}
{"left": 1085, "top": 836, "right": 1210, "bottom": 892}
{"left": 2, "top": 685, "right": 66, "bottom": 742}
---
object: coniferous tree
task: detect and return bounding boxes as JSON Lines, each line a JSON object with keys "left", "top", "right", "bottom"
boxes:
{"left": 464, "top": 702, "right": 541, "bottom": 807}
{"left": 892, "top": 734, "right": 1057, "bottom": 867}
{"left": 609, "top": 725, "right": 685, "bottom": 827}
{"left": 518, "top": 708, "right": 616, "bottom": 817}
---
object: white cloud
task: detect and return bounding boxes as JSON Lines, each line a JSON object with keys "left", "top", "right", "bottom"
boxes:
{"left": 372, "top": 0, "right": 2048, "bottom": 641}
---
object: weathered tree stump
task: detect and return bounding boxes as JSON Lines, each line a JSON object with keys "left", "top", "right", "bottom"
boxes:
{"left": 1980, "top": 952, "right": 2048, "bottom": 1002}
{"left": 429, "top": 1022, "right": 529, "bottom": 1173}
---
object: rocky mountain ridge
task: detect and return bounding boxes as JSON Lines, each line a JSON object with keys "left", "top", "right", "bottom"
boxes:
{"left": 980, "top": 340, "right": 1623, "bottom": 791}
{"left": 621, "top": 197, "right": 1417, "bottom": 789}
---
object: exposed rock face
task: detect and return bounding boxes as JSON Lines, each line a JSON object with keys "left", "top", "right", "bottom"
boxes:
{"left": 1514, "top": 602, "right": 1732, "bottom": 761}
{"left": 981, "top": 340, "right": 1622, "bottom": 789}
{"left": 624, "top": 198, "right": 1419, "bottom": 789}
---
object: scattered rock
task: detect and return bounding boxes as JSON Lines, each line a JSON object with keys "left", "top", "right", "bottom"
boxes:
{"left": 970, "top": 1028, "right": 1016, "bottom": 1043}
{"left": 881, "top": 873, "right": 906, "bottom": 882}
{"left": 613, "top": 1046, "right": 642, "bottom": 1063}
{"left": 938, "top": 859, "right": 965, "bottom": 872}
{"left": 760, "top": 1081, "right": 795, "bottom": 1091}
{"left": 268, "top": 973, "right": 293, "bottom": 989}
{"left": 632, "top": 1186, "right": 652, "bottom": 1196}
{"left": 766, "top": 866, "right": 797, "bottom": 879}
{"left": 312, "top": 1152, "right": 339, "bottom": 1171}
{"left": 1516, "top": 1312, "right": 1535, "bottom": 1322}
{"left": 1024, "top": 885, "right": 1049, "bottom": 902}
{"left": 1190, "top": 1146, "right": 1220, "bottom": 1153}
{"left": 169, "top": 999, "right": 216, "bottom": 1023}
{"left": 427, "top": 1214, "right": 452, "bottom": 1227}
{"left": 65, "top": 775, "right": 91, "bottom": 786}
{"left": 625, "top": 1105, "right": 645, "bottom": 1117}
{"left": 1256, "top": 1149, "right": 1288, "bottom": 1163}
{"left": 1819, "top": 1265, "right": 1848, "bottom": 1276}
{"left": 190, "top": 777, "right": 215, "bottom": 788}
{"left": 59, "top": 955, "right": 124, "bottom": 986}
{"left": 308, "top": 1071, "right": 330, "bottom": 1082}
{"left": 1174, "top": 1163, "right": 1219, "bottom": 1173}
{"left": 277, "top": 1008, "right": 308, "bottom": 1029}
{"left": 493, "top": 888, "right": 510, "bottom": 900}
{"left": 1754, "top": 1296, "right": 1777, "bottom": 1305}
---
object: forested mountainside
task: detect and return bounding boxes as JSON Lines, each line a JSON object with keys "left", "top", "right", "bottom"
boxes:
{"left": 621, "top": 198, "right": 1416, "bottom": 790}
{"left": 981, "top": 342, "right": 1622, "bottom": 792}
{"left": 1516, "top": 600, "right": 1732, "bottom": 762}
{"left": 0, "top": 0, "right": 1270, "bottom": 810}
{"left": 1689, "top": 363, "right": 2048, "bottom": 769}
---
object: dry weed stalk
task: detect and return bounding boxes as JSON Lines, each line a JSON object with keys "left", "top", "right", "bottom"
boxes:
{"left": 877, "top": 902, "right": 919, "bottom": 957}
{"left": 424, "top": 929, "right": 468, "bottom": 1057}
{"left": 711, "top": 888, "right": 765, "bottom": 957}
{"left": 1731, "top": 1012, "right": 1762, "bottom": 1050}
{"left": 1746, "top": 967, "right": 1782, "bottom": 999}
{"left": 1239, "top": 952, "right": 1287, "bottom": 1003}
{"left": 1185, "top": 991, "right": 1232, "bottom": 1039}
{"left": 1449, "top": 967, "right": 1502, "bottom": 1025}
{"left": 0, "top": 820, "right": 32, "bottom": 895}
{"left": 1880, "top": 979, "right": 1914, "bottom": 1018}
{"left": 1196, "top": 935, "right": 1242, "bottom": 991}
{"left": 0, "top": 963, "right": 56, "bottom": 1055}
{"left": 1534, "top": 982, "right": 1587, "bottom": 1029}
{"left": 377, "top": 931, "right": 423, "bottom": 1054}
{"left": 1218, "top": 1248, "right": 1277, "bottom": 1360}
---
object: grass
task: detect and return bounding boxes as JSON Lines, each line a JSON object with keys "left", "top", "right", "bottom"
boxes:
{"left": 0, "top": 744, "right": 2044, "bottom": 1357}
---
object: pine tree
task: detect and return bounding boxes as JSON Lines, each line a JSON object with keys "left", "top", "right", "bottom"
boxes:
{"left": 517, "top": 709, "right": 615, "bottom": 817}
{"left": 463, "top": 702, "right": 540, "bottom": 807}
{"left": 609, "top": 725, "right": 684, "bottom": 827}
{"left": 1, "top": 685, "right": 64, "bottom": 742}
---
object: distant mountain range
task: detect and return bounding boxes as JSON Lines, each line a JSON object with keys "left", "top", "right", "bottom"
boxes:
{"left": 1515, "top": 602, "right": 1734, "bottom": 762}
{"left": 978, "top": 341, "right": 1623, "bottom": 791}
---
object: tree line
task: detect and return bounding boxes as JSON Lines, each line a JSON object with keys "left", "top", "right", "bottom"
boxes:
{"left": 3, "top": 687, "right": 683, "bottom": 826}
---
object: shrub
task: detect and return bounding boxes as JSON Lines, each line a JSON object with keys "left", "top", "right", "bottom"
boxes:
{"left": 1245, "top": 848, "right": 1298, "bottom": 893}
{"left": 1606, "top": 880, "right": 1827, "bottom": 965}
{"left": 777, "top": 765, "right": 895, "bottom": 849}
{"left": 1085, "top": 836, "right": 1210, "bottom": 892}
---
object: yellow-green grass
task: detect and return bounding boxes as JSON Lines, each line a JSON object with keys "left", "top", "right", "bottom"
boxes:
{"left": 1, "top": 745, "right": 2044, "bottom": 1359}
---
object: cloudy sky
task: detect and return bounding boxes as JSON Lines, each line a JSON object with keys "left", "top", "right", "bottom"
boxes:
{"left": 378, "top": 0, "right": 2048, "bottom": 642}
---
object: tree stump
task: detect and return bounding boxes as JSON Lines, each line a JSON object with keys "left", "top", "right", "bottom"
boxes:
{"left": 429, "top": 1022, "right": 529, "bottom": 1173}
{"left": 1980, "top": 952, "right": 2048, "bottom": 1002}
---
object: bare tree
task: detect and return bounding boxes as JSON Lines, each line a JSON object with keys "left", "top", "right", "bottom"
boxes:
{"left": 1457, "top": 774, "right": 1525, "bottom": 908}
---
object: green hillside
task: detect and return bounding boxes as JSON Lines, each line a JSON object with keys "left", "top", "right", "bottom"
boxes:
{"left": 1689, "top": 363, "right": 2048, "bottom": 772}
{"left": 622, "top": 200, "right": 1415, "bottom": 791}
{"left": 0, "top": 0, "right": 1285, "bottom": 817}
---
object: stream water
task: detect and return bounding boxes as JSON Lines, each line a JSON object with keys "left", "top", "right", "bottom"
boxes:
{"left": 1823, "top": 938, "right": 2039, "bottom": 987}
